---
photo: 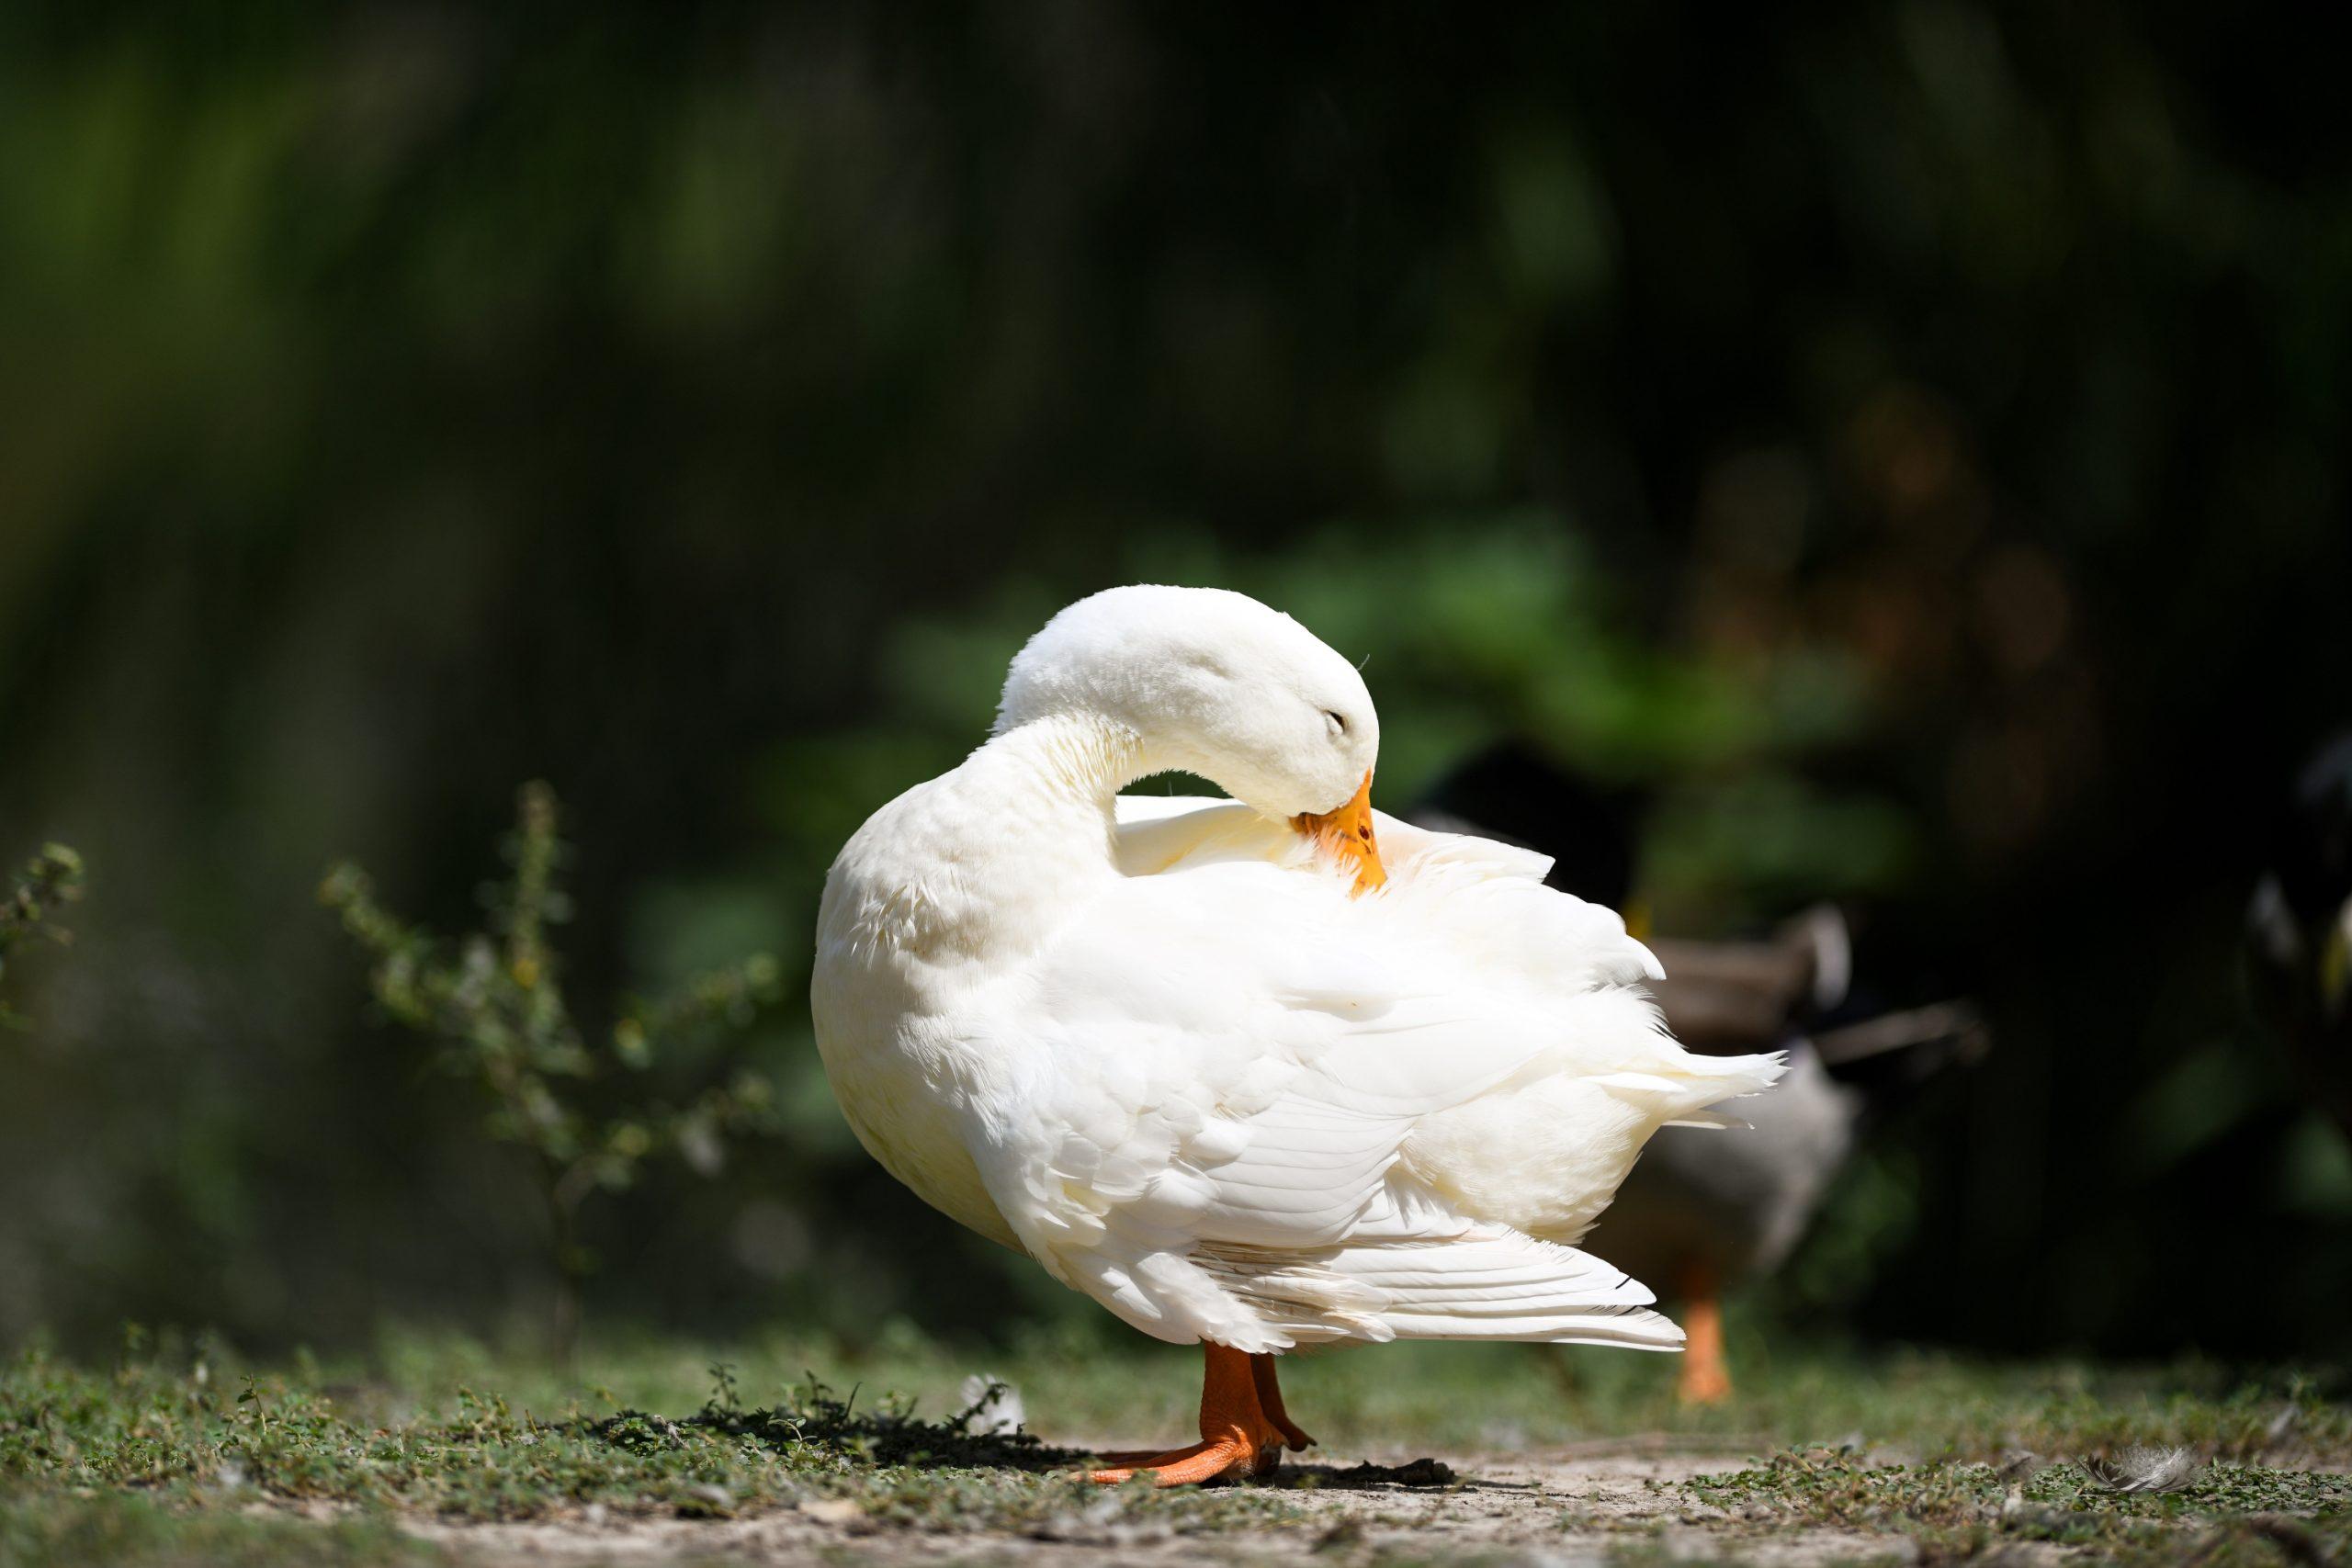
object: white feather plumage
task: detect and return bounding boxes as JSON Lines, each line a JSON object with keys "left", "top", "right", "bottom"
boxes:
{"left": 810, "top": 587, "right": 1782, "bottom": 1357}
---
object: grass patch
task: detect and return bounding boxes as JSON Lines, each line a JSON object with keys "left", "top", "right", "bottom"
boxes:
{"left": 0, "top": 1341, "right": 1296, "bottom": 1541}
{"left": 1689, "top": 1447, "right": 2351, "bottom": 1565}
{"left": 1, "top": 1326, "right": 2344, "bottom": 1564}
{"left": 339, "top": 1320, "right": 2352, "bottom": 1466}
{"left": 0, "top": 1493, "right": 439, "bottom": 1568}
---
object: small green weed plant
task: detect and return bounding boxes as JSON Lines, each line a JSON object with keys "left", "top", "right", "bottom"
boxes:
{"left": 322, "top": 784, "right": 780, "bottom": 1363}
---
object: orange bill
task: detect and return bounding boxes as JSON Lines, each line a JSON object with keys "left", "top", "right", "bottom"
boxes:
{"left": 1293, "top": 770, "right": 1386, "bottom": 895}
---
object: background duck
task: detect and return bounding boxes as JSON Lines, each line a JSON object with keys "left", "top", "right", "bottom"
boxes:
{"left": 1411, "top": 740, "right": 1986, "bottom": 1403}
{"left": 813, "top": 588, "right": 1782, "bottom": 1483}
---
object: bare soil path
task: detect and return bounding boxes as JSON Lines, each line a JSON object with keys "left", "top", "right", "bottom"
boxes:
{"left": 396, "top": 1443, "right": 1936, "bottom": 1567}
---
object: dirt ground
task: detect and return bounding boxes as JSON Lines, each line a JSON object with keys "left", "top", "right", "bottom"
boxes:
{"left": 396, "top": 1441, "right": 1944, "bottom": 1567}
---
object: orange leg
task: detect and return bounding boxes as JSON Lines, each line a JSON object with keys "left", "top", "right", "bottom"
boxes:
{"left": 1250, "top": 1352, "right": 1316, "bottom": 1453}
{"left": 1087, "top": 1344, "right": 1288, "bottom": 1486}
{"left": 1676, "top": 1260, "right": 1732, "bottom": 1405}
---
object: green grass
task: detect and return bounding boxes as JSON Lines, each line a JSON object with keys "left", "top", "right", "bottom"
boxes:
{"left": 0, "top": 1335, "right": 1295, "bottom": 1546}
{"left": 0, "top": 1495, "right": 439, "bottom": 1568}
{"left": 2, "top": 1325, "right": 2345, "bottom": 1565}
{"left": 1687, "top": 1448, "right": 2352, "bottom": 1566}
{"left": 281, "top": 1318, "right": 2352, "bottom": 1465}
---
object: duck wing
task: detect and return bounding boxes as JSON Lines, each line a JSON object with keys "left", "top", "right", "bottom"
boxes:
{"left": 961, "top": 807, "right": 1781, "bottom": 1352}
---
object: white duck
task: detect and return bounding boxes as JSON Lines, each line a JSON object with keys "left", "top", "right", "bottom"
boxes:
{"left": 812, "top": 586, "right": 1783, "bottom": 1484}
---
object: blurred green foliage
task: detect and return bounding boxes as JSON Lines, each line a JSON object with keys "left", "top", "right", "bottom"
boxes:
{"left": 0, "top": 844, "right": 82, "bottom": 1030}
{"left": 322, "top": 784, "right": 780, "bottom": 1363}
{"left": 769, "top": 521, "right": 1902, "bottom": 931}
{"left": 0, "top": 6, "right": 2346, "bottom": 1360}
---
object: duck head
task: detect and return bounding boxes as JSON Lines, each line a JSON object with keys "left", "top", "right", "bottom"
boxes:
{"left": 996, "top": 585, "right": 1386, "bottom": 889}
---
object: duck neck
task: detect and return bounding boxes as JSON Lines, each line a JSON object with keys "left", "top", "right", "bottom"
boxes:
{"left": 974, "top": 709, "right": 1153, "bottom": 839}
{"left": 933, "top": 711, "right": 1159, "bottom": 953}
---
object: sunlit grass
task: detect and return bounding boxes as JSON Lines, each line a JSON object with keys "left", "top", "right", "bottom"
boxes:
{"left": 359, "top": 1320, "right": 2344, "bottom": 1467}
{"left": 3, "top": 1325, "right": 2344, "bottom": 1565}
{"left": 0, "top": 1495, "right": 438, "bottom": 1568}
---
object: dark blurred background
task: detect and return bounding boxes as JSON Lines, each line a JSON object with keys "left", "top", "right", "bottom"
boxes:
{"left": 2, "top": 4, "right": 2346, "bottom": 1363}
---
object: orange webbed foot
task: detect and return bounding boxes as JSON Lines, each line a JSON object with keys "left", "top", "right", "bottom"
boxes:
{"left": 1084, "top": 1345, "right": 1291, "bottom": 1487}
{"left": 1086, "top": 1433, "right": 1272, "bottom": 1487}
{"left": 1251, "top": 1352, "right": 1317, "bottom": 1451}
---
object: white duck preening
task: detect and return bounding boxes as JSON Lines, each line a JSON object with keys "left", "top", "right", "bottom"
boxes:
{"left": 811, "top": 586, "right": 1784, "bottom": 1484}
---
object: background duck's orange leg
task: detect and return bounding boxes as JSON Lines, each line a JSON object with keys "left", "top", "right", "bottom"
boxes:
{"left": 1087, "top": 1344, "right": 1285, "bottom": 1486}
{"left": 1250, "top": 1353, "right": 1316, "bottom": 1453}
{"left": 1676, "top": 1259, "right": 1733, "bottom": 1405}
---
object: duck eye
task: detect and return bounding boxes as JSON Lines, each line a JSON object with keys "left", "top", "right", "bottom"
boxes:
{"left": 1324, "top": 710, "right": 1348, "bottom": 737}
